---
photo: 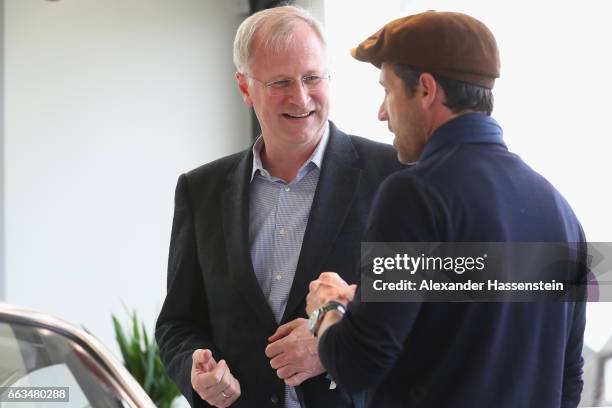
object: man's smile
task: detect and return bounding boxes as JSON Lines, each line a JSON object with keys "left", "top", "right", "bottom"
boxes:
{"left": 282, "top": 111, "right": 315, "bottom": 119}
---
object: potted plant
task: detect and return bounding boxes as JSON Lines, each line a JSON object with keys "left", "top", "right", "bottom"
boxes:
{"left": 112, "top": 310, "right": 180, "bottom": 408}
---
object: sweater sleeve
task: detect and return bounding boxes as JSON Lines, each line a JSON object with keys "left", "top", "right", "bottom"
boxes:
{"left": 318, "top": 171, "right": 445, "bottom": 393}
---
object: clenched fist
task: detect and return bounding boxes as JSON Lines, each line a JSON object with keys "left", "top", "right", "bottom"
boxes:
{"left": 191, "top": 349, "right": 241, "bottom": 407}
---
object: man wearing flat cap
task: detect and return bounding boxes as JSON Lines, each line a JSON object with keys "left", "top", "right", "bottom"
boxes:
{"left": 306, "top": 11, "right": 586, "bottom": 407}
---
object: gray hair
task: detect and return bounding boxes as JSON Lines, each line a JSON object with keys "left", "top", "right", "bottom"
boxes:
{"left": 233, "top": 5, "right": 327, "bottom": 74}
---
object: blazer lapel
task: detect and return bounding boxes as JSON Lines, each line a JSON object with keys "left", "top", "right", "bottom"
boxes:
{"left": 221, "top": 151, "right": 277, "bottom": 329}
{"left": 281, "top": 123, "right": 362, "bottom": 322}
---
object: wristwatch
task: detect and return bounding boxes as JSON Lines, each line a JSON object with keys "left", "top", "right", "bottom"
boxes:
{"left": 308, "top": 301, "right": 346, "bottom": 337}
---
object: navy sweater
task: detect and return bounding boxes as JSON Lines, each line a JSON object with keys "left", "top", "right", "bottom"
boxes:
{"left": 319, "top": 113, "right": 586, "bottom": 408}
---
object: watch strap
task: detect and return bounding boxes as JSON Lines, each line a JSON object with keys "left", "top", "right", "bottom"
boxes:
{"left": 312, "top": 301, "right": 346, "bottom": 337}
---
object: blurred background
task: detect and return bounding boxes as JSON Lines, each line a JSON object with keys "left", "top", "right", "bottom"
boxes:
{"left": 1, "top": 0, "right": 610, "bottom": 406}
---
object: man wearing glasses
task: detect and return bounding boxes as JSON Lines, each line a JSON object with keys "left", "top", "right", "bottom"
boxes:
{"left": 156, "top": 5, "right": 401, "bottom": 408}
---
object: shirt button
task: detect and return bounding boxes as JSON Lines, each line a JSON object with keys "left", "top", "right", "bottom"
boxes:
{"left": 275, "top": 273, "right": 282, "bottom": 281}
{"left": 278, "top": 228, "right": 285, "bottom": 236}
{"left": 284, "top": 186, "right": 291, "bottom": 192}
{"left": 270, "top": 395, "right": 279, "bottom": 404}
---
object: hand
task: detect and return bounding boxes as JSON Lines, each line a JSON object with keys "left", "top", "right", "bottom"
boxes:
{"left": 265, "top": 318, "right": 325, "bottom": 386}
{"left": 191, "top": 349, "right": 241, "bottom": 407}
{"left": 306, "top": 272, "right": 357, "bottom": 316}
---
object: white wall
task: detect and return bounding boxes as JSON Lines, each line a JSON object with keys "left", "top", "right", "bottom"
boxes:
{"left": 0, "top": 0, "right": 5, "bottom": 301}
{"left": 295, "top": 0, "right": 325, "bottom": 23}
{"left": 4, "top": 0, "right": 250, "bottom": 357}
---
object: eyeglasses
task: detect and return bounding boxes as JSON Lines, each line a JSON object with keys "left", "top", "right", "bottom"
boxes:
{"left": 244, "top": 73, "right": 330, "bottom": 96}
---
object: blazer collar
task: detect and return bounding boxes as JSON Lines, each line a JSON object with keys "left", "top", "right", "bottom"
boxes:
{"left": 221, "top": 150, "right": 277, "bottom": 330}
{"left": 281, "top": 121, "right": 362, "bottom": 322}
{"left": 221, "top": 121, "right": 362, "bottom": 327}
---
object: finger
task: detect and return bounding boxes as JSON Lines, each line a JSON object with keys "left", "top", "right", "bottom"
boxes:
{"left": 222, "top": 377, "right": 241, "bottom": 407}
{"left": 285, "top": 371, "right": 310, "bottom": 387}
{"left": 200, "top": 359, "right": 228, "bottom": 389}
{"left": 265, "top": 341, "right": 279, "bottom": 358}
{"left": 193, "top": 348, "right": 207, "bottom": 364}
{"left": 269, "top": 352, "right": 290, "bottom": 370}
{"left": 347, "top": 284, "right": 358, "bottom": 300}
{"left": 201, "top": 361, "right": 235, "bottom": 404}
{"left": 315, "top": 282, "right": 343, "bottom": 296}
{"left": 231, "top": 377, "right": 241, "bottom": 402}
{"left": 276, "top": 364, "right": 299, "bottom": 380}
{"left": 192, "top": 371, "right": 217, "bottom": 400}
{"left": 265, "top": 335, "right": 289, "bottom": 358}
{"left": 208, "top": 385, "right": 229, "bottom": 407}
{"left": 211, "top": 372, "right": 239, "bottom": 408}
{"left": 208, "top": 390, "right": 227, "bottom": 408}
{"left": 308, "top": 279, "right": 320, "bottom": 293}
{"left": 268, "top": 325, "right": 291, "bottom": 342}
{"left": 193, "top": 349, "right": 216, "bottom": 372}
{"left": 268, "top": 319, "right": 300, "bottom": 342}
{"left": 213, "top": 359, "right": 229, "bottom": 388}
{"left": 319, "top": 272, "right": 342, "bottom": 283}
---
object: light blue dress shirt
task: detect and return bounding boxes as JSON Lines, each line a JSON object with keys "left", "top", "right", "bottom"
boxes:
{"left": 249, "top": 123, "right": 329, "bottom": 408}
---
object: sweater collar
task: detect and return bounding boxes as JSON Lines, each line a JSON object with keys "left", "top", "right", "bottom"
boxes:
{"left": 419, "top": 112, "right": 506, "bottom": 162}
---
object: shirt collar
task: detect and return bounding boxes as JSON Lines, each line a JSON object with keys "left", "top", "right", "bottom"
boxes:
{"left": 419, "top": 112, "right": 506, "bottom": 162}
{"left": 250, "top": 121, "right": 330, "bottom": 182}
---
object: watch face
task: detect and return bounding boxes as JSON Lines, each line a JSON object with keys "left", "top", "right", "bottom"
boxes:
{"left": 308, "top": 309, "right": 320, "bottom": 335}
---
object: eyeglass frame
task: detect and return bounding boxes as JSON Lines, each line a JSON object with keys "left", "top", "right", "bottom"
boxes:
{"left": 242, "top": 72, "right": 331, "bottom": 96}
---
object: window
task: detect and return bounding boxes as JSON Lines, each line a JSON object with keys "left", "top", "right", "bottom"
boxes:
{"left": 0, "top": 321, "right": 125, "bottom": 408}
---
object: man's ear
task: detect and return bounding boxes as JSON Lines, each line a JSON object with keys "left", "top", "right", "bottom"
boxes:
{"left": 236, "top": 72, "right": 253, "bottom": 107}
{"left": 418, "top": 73, "right": 439, "bottom": 109}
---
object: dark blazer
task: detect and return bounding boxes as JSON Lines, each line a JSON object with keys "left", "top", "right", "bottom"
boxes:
{"left": 319, "top": 113, "right": 587, "bottom": 408}
{"left": 155, "top": 122, "right": 402, "bottom": 408}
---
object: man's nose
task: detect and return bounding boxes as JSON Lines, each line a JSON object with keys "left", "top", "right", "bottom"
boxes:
{"left": 378, "top": 101, "right": 388, "bottom": 121}
{"left": 288, "top": 80, "right": 311, "bottom": 107}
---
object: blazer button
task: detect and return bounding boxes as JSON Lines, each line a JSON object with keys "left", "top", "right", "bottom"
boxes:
{"left": 270, "top": 394, "right": 279, "bottom": 404}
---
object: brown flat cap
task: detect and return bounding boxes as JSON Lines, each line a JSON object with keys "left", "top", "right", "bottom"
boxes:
{"left": 351, "top": 11, "right": 500, "bottom": 89}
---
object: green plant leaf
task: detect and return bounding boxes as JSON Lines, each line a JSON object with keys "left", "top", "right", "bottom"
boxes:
{"left": 143, "top": 339, "right": 156, "bottom": 392}
{"left": 112, "top": 315, "right": 130, "bottom": 363}
{"left": 142, "top": 322, "right": 150, "bottom": 347}
{"left": 111, "top": 308, "right": 179, "bottom": 408}
{"left": 132, "top": 311, "right": 141, "bottom": 343}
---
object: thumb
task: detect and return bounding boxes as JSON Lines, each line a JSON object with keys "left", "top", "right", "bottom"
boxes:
{"left": 268, "top": 319, "right": 299, "bottom": 342}
{"left": 213, "top": 359, "right": 229, "bottom": 383}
